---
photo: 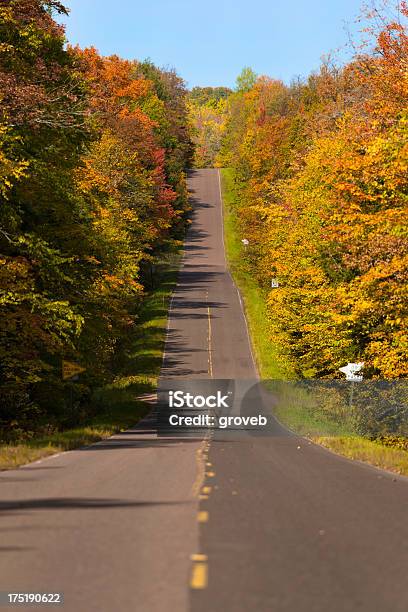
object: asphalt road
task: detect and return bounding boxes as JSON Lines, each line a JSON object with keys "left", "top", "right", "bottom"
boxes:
{"left": 161, "top": 168, "right": 256, "bottom": 380}
{"left": 1, "top": 169, "right": 407, "bottom": 612}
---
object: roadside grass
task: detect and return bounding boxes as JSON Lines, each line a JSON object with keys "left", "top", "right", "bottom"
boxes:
{"left": 0, "top": 254, "right": 180, "bottom": 470}
{"left": 270, "top": 385, "right": 408, "bottom": 475}
{"left": 269, "top": 385, "right": 353, "bottom": 438}
{"left": 315, "top": 436, "right": 408, "bottom": 476}
{"left": 220, "top": 168, "right": 292, "bottom": 380}
{"left": 220, "top": 167, "right": 408, "bottom": 476}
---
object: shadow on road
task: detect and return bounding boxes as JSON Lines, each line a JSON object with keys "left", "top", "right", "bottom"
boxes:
{"left": 0, "top": 498, "right": 190, "bottom": 512}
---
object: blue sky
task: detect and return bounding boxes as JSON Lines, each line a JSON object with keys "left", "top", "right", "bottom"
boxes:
{"left": 59, "top": 0, "right": 364, "bottom": 89}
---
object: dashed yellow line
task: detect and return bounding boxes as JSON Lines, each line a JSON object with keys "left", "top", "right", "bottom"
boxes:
{"left": 190, "top": 352, "right": 214, "bottom": 591}
{"left": 191, "top": 553, "right": 208, "bottom": 562}
{"left": 191, "top": 437, "right": 210, "bottom": 497}
{"left": 197, "top": 510, "right": 209, "bottom": 523}
{"left": 190, "top": 560, "right": 208, "bottom": 589}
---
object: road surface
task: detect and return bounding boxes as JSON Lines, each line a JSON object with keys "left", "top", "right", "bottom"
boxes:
{"left": 1, "top": 169, "right": 407, "bottom": 611}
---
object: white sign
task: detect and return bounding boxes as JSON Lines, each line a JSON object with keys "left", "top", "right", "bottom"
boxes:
{"left": 271, "top": 278, "right": 279, "bottom": 288}
{"left": 339, "top": 362, "right": 364, "bottom": 382}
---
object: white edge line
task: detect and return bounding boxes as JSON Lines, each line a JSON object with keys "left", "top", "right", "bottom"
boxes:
{"left": 217, "top": 168, "right": 258, "bottom": 378}
{"left": 217, "top": 167, "right": 227, "bottom": 264}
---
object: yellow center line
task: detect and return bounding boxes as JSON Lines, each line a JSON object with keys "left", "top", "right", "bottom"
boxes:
{"left": 197, "top": 510, "right": 209, "bottom": 523}
{"left": 190, "top": 562, "right": 208, "bottom": 589}
{"left": 191, "top": 553, "right": 208, "bottom": 562}
{"left": 191, "top": 441, "right": 207, "bottom": 497}
{"left": 190, "top": 292, "right": 214, "bottom": 593}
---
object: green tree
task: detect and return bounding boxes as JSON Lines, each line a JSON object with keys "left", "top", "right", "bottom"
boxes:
{"left": 235, "top": 67, "right": 257, "bottom": 93}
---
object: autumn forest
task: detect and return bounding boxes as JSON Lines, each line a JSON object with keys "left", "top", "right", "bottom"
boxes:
{"left": 189, "top": 5, "right": 408, "bottom": 380}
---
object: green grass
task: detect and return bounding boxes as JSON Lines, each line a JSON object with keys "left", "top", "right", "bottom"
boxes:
{"left": 0, "top": 254, "right": 180, "bottom": 471}
{"left": 316, "top": 436, "right": 408, "bottom": 476}
{"left": 0, "top": 402, "right": 149, "bottom": 470}
{"left": 221, "top": 168, "right": 293, "bottom": 379}
{"left": 270, "top": 384, "right": 353, "bottom": 438}
{"left": 220, "top": 168, "right": 408, "bottom": 476}
{"left": 272, "top": 385, "right": 408, "bottom": 475}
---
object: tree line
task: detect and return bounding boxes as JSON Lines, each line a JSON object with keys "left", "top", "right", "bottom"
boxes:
{"left": 0, "top": 0, "right": 192, "bottom": 439}
{"left": 212, "top": 4, "right": 407, "bottom": 379}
